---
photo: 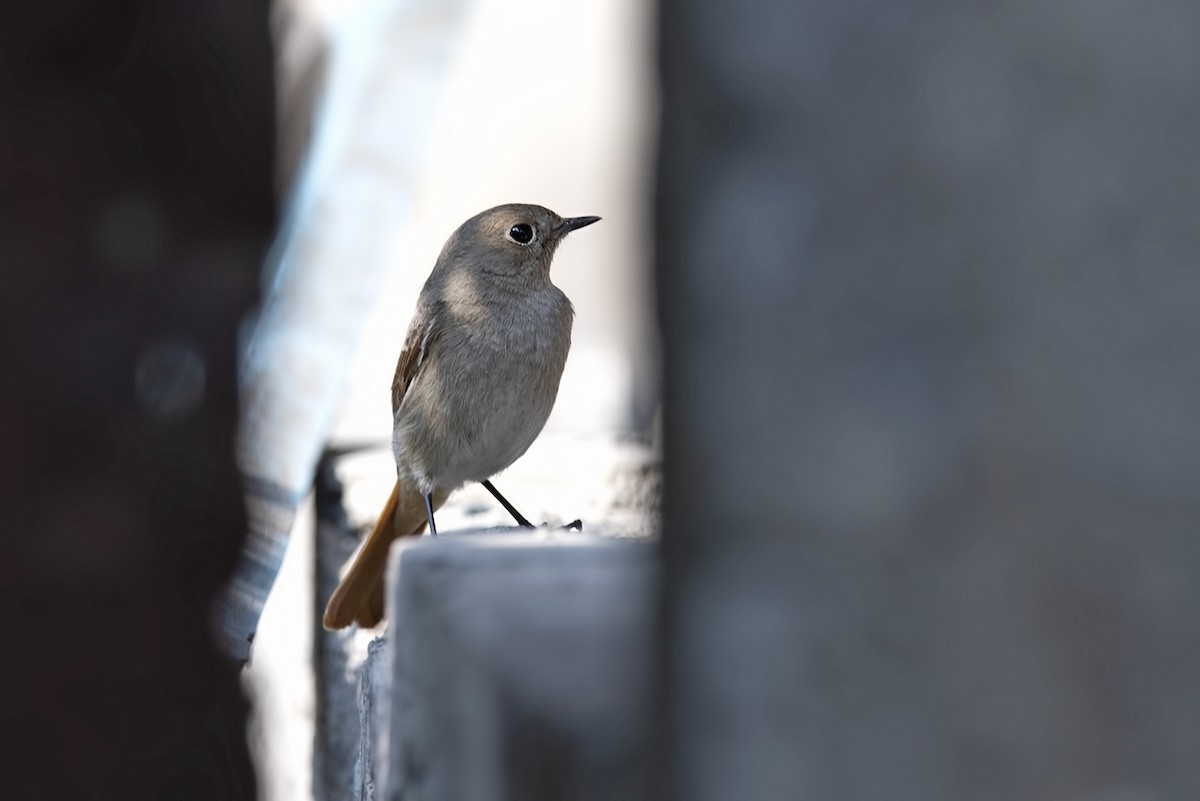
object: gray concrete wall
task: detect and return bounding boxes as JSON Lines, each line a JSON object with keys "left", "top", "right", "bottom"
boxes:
{"left": 657, "top": 1, "right": 1200, "bottom": 799}
{"left": 377, "top": 533, "right": 655, "bottom": 801}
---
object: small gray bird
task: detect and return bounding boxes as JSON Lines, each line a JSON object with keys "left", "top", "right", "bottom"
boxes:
{"left": 323, "top": 203, "right": 600, "bottom": 630}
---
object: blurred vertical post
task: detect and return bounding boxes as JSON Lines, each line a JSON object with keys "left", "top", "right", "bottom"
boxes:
{"left": 312, "top": 453, "right": 363, "bottom": 801}
{"left": 0, "top": 1, "right": 275, "bottom": 798}
{"left": 657, "top": 1, "right": 1200, "bottom": 799}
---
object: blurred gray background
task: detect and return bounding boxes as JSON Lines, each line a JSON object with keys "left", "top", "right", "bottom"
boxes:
{"left": 656, "top": 1, "right": 1200, "bottom": 799}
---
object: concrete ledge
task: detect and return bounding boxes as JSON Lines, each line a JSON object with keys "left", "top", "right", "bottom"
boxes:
{"left": 354, "top": 636, "right": 387, "bottom": 801}
{"left": 370, "top": 530, "right": 656, "bottom": 801}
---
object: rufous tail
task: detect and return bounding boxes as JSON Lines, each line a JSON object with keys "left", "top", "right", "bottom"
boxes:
{"left": 322, "top": 480, "right": 449, "bottom": 630}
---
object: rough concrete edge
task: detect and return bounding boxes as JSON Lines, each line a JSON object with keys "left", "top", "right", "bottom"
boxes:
{"left": 375, "top": 529, "right": 657, "bottom": 800}
{"left": 353, "top": 636, "right": 389, "bottom": 801}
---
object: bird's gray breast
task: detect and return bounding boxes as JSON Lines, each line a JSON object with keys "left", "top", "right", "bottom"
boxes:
{"left": 399, "top": 286, "right": 573, "bottom": 488}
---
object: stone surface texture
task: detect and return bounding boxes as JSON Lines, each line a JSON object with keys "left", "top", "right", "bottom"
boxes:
{"left": 370, "top": 531, "right": 656, "bottom": 801}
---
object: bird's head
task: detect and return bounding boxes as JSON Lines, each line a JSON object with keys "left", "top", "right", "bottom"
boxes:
{"left": 438, "top": 203, "right": 600, "bottom": 284}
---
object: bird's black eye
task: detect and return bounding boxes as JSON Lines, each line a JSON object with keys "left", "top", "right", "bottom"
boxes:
{"left": 508, "top": 223, "right": 535, "bottom": 244}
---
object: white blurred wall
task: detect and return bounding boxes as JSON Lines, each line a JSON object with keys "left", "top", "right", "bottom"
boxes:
{"left": 328, "top": 0, "right": 657, "bottom": 445}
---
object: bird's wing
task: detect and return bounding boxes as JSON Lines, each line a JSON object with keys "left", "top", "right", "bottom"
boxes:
{"left": 392, "top": 303, "right": 441, "bottom": 417}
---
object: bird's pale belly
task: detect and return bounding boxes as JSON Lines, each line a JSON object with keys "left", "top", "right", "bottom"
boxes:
{"left": 392, "top": 322, "right": 569, "bottom": 492}
{"left": 446, "top": 383, "right": 555, "bottom": 481}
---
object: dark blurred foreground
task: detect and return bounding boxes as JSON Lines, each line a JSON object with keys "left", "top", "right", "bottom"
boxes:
{"left": 0, "top": 3, "right": 275, "bottom": 798}
{"left": 657, "top": 0, "right": 1200, "bottom": 798}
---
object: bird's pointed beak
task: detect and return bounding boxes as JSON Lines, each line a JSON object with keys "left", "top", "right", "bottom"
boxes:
{"left": 561, "top": 215, "right": 601, "bottom": 233}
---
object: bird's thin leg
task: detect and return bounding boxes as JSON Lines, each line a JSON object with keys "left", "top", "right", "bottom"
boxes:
{"left": 424, "top": 491, "right": 438, "bottom": 537}
{"left": 481, "top": 480, "right": 534, "bottom": 528}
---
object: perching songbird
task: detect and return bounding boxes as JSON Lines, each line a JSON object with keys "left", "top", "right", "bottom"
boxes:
{"left": 322, "top": 203, "right": 600, "bottom": 630}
